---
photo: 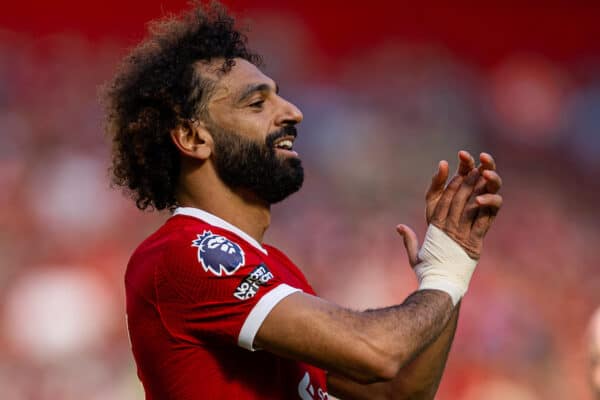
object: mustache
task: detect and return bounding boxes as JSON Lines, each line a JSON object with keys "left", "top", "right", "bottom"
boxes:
{"left": 266, "top": 126, "right": 298, "bottom": 147}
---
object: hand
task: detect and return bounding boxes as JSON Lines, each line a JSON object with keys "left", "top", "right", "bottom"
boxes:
{"left": 425, "top": 151, "right": 497, "bottom": 224}
{"left": 397, "top": 151, "right": 503, "bottom": 262}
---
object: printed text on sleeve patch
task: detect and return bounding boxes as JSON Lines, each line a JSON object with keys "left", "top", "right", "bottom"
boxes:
{"left": 233, "top": 264, "right": 274, "bottom": 300}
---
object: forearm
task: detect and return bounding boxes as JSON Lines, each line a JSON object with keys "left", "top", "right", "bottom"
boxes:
{"left": 332, "top": 289, "right": 455, "bottom": 383}
{"left": 327, "top": 290, "right": 455, "bottom": 398}
{"left": 361, "top": 289, "right": 455, "bottom": 372}
{"left": 387, "top": 302, "right": 460, "bottom": 399}
{"left": 257, "top": 289, "right": 454, "bottom": 384}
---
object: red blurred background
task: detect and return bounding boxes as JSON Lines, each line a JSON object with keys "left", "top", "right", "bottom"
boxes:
{"left": 1, "top": 1, "right": 599, "bottom": 399}
{"left": 4, "top": 1, "right": 600, "bottom": 68}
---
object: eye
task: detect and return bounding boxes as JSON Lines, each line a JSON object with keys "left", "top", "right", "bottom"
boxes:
{"left": 249, "top": 100, "right": 265, "bottom": 108}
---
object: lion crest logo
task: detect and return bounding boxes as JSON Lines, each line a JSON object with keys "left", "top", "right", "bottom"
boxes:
{"left": 192, "top": 231, "right": 245, "bottom": 276}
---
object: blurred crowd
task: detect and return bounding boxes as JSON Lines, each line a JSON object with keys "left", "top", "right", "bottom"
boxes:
{"left": 0, "top": 11, "right": 599, "bottom": 400}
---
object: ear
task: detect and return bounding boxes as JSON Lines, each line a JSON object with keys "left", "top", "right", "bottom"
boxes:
{"left": 170, "top": 119, "right": 213, "bottom": 160}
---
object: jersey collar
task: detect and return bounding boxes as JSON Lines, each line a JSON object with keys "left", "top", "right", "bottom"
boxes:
{"left": 172, "top": 207, "right": 268, "bottom": 254}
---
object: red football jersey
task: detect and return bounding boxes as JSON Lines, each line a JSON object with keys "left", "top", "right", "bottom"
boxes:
{"left": 125, "top": 207, "right": 328, "bottom": 399}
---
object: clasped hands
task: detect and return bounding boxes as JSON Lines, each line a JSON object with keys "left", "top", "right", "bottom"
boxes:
{"left": 397, "top": 151, "right": 502, "bottom": 265}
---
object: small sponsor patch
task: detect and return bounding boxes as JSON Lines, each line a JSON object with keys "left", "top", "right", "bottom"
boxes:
{"left": 192, "top": 230, "right": 245, "bottom": 276}
{"left": 298, "top": 371, "right": 328, "bottom": 400}
{"left": 233, "top": 263, "right": 274, "bottom": 300}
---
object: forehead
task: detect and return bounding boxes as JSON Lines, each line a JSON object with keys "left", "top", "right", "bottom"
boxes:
{"left": 199, "top": 58, "right": 274, "bottom": 101}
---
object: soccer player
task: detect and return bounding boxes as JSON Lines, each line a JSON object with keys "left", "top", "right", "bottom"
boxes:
{"left": 103, "top": 3, "right": 503, "bottom": 399}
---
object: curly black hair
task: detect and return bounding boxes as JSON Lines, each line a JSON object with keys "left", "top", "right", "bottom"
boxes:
{"left": 102, "top": 1, "right": 262, "bottom": 211}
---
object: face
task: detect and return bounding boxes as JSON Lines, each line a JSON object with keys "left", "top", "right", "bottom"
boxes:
{"left": 199, "top": 58, "right": 305, "bottom": 204}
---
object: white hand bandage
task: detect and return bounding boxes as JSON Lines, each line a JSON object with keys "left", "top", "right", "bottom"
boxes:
{"left": 414, "top": 225, "right": 478, "bottom": 305}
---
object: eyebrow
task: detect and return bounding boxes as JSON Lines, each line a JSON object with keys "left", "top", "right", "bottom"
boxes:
{"left": 236, "top": 82, "right": 279, "bottom": 103}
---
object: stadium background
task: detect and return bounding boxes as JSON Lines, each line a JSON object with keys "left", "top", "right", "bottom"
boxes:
{"left": 1, "top": 1, "right": 599, "bottom": 398}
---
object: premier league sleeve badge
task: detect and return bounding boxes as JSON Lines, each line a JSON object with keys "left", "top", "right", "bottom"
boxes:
{"left": 192, "top": 231, "right": 246, "bottom": 276}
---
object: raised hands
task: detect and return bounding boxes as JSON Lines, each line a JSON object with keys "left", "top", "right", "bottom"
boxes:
{"left": 397, "top": 151, "right": 503, "bottom": 265}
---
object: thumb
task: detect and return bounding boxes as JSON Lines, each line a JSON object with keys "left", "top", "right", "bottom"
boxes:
{"left": 396, "top": 224, "right": 420, "bottom": 267}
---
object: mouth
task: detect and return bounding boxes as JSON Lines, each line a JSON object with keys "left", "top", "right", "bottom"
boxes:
{"left": 272, "top": 135, "right": 298, "bottom": 156}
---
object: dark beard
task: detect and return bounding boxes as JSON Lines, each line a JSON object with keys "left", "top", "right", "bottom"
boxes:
{"left": 209, "top": 123, "right": 304, "bottom": 205}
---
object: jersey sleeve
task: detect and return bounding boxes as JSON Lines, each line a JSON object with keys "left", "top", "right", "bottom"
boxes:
{"left": 155, "top": 228, "right": 301, "bottom": 351}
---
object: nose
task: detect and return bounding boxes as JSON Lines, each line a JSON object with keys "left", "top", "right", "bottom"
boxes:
{"left": 275, "top": 96, "right": 303, "bottom": 126}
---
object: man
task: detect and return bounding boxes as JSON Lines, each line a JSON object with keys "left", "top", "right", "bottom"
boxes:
{"left": 103, "top": 3, "right": 502, "bottom": 399}
{"left": 589, "top": 307, "right": 600, "bottom": 399}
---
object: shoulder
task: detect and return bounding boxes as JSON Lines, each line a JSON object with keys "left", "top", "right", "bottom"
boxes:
{"left": 173, "top": 215, "right": 272, "bottom": 276}
{"left": 127, "top": 215, "right": 220, "bottom": 282}
{"left": 263, "top": 244, "right": 316, "bottom": 293}
{"left": 135, "top": 215, "right": 271, "bottom": 283}
{"left": 128, "top": 215, "right": 269, "bottom": 301}
{"left": 262, "top": 244, "right": 293, "bottom": 264}
{"left": 125, "top": 216, "right": 194, "bottom": 299}
{"left": 128, "top": 215, "right": 198, "bottom": 264}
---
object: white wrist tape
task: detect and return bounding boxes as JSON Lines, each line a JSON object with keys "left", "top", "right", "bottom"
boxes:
{"left": 415, "top": 225, "right": 478, "bottom": 305}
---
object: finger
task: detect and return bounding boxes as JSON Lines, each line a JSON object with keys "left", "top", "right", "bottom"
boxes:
{"left": 469, "top": 188, "right": 503, "bottom": 250}
{"left": 482, "top": 170, "right": 502, "bottom": 194}
{"left": 458, "top": 172, "right": 492, "bottom": 228}
{"left": 471, "top": 209, "right": 493, "bottom": 240}
{"left": 458, "top": 150, "right": 476, "bottom": 176}
{"left": 430, "top": 174, "right": 464, "bottom": 228}
{"left": 425, "top": 160, "right": 449, "bottom": 201}
{"left": 446, "top": 169, "right": 480, "bottom": 233}
{"left": 475, "top": 193, "right": 503, "bottom": 210}
{"left": 458, "top": 195, "right": 482, "bottom": 233}
{"left": 396, "top": 224, "right": 420, "bottom": 267}
{"left": 478, "top": 152, "right": 496, "bottom": 173}
{"left": 472, "top": 174, "right": 488, "bottom": 197}
{"left": 470, "top": 198, "right": 501, "bottom": 240}
{"left": 469, "top": 193, "right": 502, "bottom": 237}
{"left": 425, "top": 160, "right": 449, "bottom": 222}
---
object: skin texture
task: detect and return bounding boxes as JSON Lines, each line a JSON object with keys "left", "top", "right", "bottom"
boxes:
{"left": 171, "top": 58, "right": 303, "bottom": 242}
{"left": 326, "top": 152, "right": 501, "bottom": 399}
{"left": 169, "top": 57, "right": 504, "bottom": 399}
{"left": 588, "top": 308, "right": 600, "bottom": 399}
{"left": 327, "top": 306, "right": 460, "bottom": 400}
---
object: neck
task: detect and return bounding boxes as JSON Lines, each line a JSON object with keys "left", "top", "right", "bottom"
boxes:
{"left": 176, "top": 162, "right": 271, "bottom": 243}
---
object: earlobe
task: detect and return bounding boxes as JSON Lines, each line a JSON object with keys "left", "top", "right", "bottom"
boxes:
{"left": 170, "top": 121, "right": 213, "bottom": 160}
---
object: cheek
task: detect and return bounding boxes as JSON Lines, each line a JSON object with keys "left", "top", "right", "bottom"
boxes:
{"left": 237, "top": 109, "right": 274, "bottom": 133}
{"left": 233, "top": 117, "right": 270, "bottom": 141}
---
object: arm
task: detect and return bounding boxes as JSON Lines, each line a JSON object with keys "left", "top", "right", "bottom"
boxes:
{"left": 393, "top": 303, "right": 460, "bottom": 398}
{"left": 327, "top": 152, "right": 502, "bottom": 399}
{"left": 254, "top": 152, "right": 502, "bottom": 388}
{"left": 256, "top": 287, "right": 454, "bottom": 384}
{"left": 327, "top": 304, "right": 459, "bottom": 400}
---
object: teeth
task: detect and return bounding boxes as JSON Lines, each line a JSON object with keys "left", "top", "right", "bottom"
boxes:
{"left": 275, "top": 139, "right": 293, "bottom": 150}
